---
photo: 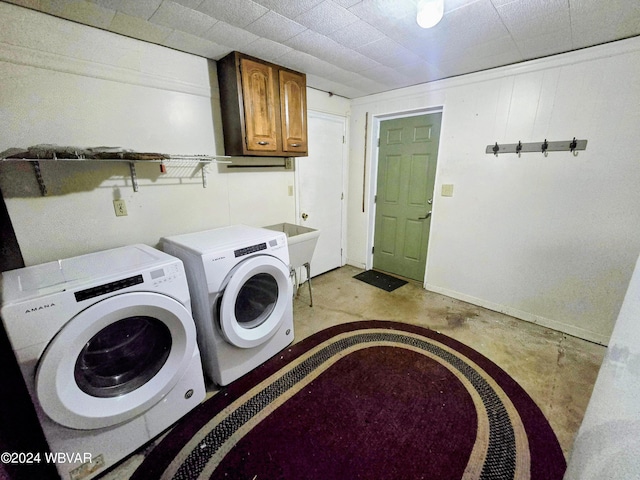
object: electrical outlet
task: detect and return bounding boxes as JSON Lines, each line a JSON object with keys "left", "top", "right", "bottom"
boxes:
{"left": 113, "top": 199, "right": 128, "bottom": 216}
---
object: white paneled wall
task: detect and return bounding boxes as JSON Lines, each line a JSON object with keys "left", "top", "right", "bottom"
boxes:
{"left": 565, "top": 254, "right": 640, "bottom": 478}
{"left": 0, "top": 3, "right": 348, "bottom": 266}
{"left": 349, "top": 37, "right": 640, "bottom": 344}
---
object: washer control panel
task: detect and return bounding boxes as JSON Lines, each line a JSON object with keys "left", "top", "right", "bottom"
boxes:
{"left": 74, "top": 275, "right": 143, "bottom": 302}
{"left": 150, "top": 263, "right": 182, "bottom": 288}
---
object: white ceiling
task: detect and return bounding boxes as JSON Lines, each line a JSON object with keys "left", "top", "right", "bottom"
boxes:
{"left": 5, "top": 0, "right": 640, "bottom": 98}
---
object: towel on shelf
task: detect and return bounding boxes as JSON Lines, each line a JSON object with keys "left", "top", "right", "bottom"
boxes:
{"left": 28, "top": 144, "right": 92, "bottom": 158}
{"left": 0, "top": 147, "right": 29, "bottom": 159}
{"left": 1, "top": 145, "right": 170, "bottom": 160}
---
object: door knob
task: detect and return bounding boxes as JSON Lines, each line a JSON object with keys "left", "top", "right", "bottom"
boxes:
{"left": 418, "top": 211, "right": 432, "bottom": 220}
{"left": 302, "top": 213, "right": 309, "bottom": 220}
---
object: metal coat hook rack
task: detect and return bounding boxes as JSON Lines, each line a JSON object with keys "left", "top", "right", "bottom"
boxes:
{"left": 486, "top": 138, "right": 587, "bottom": 157}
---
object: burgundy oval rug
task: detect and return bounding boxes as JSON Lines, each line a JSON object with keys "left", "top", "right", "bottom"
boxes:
{"left": 131, "top": 321, "right": 565, "bottom": 480}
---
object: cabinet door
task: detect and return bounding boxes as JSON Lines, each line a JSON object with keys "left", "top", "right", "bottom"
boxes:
{"left": 240, "top": 58, "right": 278, "bottom": 152}
{"left": 279, "top": 70, "right": 307, "bottom": 154}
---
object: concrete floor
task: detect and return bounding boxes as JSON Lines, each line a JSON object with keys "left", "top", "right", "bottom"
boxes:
{"left": 105, "top": 265, "right": 606, "bottom": 478}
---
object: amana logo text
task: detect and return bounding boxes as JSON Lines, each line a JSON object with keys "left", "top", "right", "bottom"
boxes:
{"left": 25, "top": 303, "right": 55, "bottom": 313}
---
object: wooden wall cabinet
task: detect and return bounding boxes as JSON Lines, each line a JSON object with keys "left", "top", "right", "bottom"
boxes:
{"left": 217, "top": 52, "right": 308, "bottom": 157}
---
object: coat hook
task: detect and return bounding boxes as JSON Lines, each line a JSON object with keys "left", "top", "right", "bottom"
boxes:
{"left": 492, "top": 142, "right": 500, "bottom": 156}
{"left": 569, "top": 137, "right": 578, "bottom": 156}
{"left": 516, "top": 141, "right": 522, "bottom": 157}
{"left": 541, "top": 139, "right": 549, "bottom": 156}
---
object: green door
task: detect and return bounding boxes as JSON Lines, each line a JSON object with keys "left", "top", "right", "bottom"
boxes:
{"left": 373, "top": 113, "right": 442, "bottom": 282}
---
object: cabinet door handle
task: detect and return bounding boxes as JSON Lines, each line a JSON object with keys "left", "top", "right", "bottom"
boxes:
{"left": 290, "top": 143, "right": 301, "bottom": 147}
{"left": 257, "top": 141, "right": 269, "bottom": 145}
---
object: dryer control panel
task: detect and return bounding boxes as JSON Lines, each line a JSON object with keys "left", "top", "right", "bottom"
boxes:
{"left": 234, "top": 243, "right": 266, "bottom": 257}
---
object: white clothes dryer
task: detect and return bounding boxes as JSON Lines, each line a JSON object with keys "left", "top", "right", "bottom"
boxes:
{"left": 0, "top": 244, "right": 206, "bottom": 480}
{"left": 162, "top": 225, "right": 294, "bottom": 386}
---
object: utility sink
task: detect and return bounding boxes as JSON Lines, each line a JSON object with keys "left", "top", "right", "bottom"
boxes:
{"left": 264, "top": 223, "right": 320, "bottom": 268}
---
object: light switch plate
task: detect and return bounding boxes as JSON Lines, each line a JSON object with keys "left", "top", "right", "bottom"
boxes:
{"left": 441, "top": 184, "right": 454, "bottom": 197}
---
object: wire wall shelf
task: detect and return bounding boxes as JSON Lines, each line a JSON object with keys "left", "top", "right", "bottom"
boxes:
{"left": 1, "top": 147, "right": 231, "bottom": 195}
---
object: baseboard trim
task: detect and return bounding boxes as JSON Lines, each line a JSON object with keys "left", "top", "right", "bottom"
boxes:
{"left": 425, "top": 283, "right": 610, "bottom": 346}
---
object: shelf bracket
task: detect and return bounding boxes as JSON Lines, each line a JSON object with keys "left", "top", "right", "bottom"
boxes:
{"left": 129, "top": 162, "right": 139, "bottom": 192}
{"left": 32, "top": 160, "right": 48, "bottom": 196}
{"left": 201, "top": 162, "right": 208, "bottom": 188}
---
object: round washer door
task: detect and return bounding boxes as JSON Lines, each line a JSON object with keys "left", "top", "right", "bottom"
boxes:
{"left": 219, "top": 255, "right": 292, "bottom": 348}
{"left": 36, "top": 292, "right": 197, "bottom": 430}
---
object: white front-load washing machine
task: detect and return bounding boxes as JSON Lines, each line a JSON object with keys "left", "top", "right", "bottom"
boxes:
{"left": 162, "top": 225, "right": 294, "bottom": 386}
{"left": 0, "top": 244, "right": 206, "bottom": 480}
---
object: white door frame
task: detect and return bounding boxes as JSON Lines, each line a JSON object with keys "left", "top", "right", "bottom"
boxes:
{"left": 294, "top": 109, "right": 349, "bottom": 273}
{"left": 366, "top": 107, "right": 444, "bottom": 285}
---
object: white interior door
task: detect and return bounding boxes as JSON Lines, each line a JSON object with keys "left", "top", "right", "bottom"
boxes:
{"left": 296, "top": 111, "right": 346, "bottom": 278}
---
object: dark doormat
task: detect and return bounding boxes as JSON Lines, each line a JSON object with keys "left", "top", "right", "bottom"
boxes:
{"left": 353, "top": 270, "right": 408, "bottom": 292}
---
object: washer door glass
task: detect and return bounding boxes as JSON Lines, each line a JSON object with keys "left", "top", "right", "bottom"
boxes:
{"left": 219, "top": 255, "right": 292, "bottom": 348}
{"left": 235, "top": 273, "right": 279, "bottom": 329}
{"left": 36, "top": 292, "right": 197, "bottom": 430}
{"left": 74, "top": 316, "right": 172, "bottom": 398}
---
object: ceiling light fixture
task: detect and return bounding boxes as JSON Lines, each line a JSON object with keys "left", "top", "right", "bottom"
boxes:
{"left": 416, "top": 0, "right": 444, "bottom": 29}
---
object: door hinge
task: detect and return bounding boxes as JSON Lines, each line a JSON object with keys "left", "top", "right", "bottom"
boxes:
{"left": 341, "top": 192, "right": 344, "bottom": 200}
{"left": 372, "top": 246, "right": 374, "bottom": 254}
{"left": 343, "top": 135, "right": 345, "bottom": 144}
{"left": 377, "top": 138, "right": 380, "bottom": 147}
{"left": 374, "top": 195, "right": 377, "bottom": 203}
